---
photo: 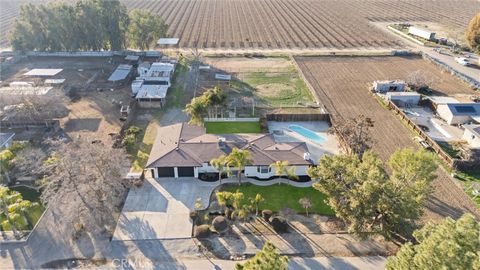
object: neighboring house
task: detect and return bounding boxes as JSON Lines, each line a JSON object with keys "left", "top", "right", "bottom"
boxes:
{"left": 132, "top": 62, "right": 175, "bottom": 108}
{"left": 462, "top": 125, "right": 480, "bottom": 148}
{"left": 145, "top": 123, "right": 313, "bottom": 180}
{"left": 386, "top": 92, "right": 421, "bottom": 107}
{"left": 0, "top": 133, "right": 15, "bottom": 149}
{"left": 372, "top": 80, "right": 406, "bottom": 93}
{"left": 436, "top": 103, "right": 480, "bottom": 125}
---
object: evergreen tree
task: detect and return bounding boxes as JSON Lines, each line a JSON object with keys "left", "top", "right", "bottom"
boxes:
{"left": 386, "top": 214, "right": 480, "bottom": 270}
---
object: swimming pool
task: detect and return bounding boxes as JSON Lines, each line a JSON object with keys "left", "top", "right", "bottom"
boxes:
{"left": 288, "top": 124, "right": 326, "bottom": 144}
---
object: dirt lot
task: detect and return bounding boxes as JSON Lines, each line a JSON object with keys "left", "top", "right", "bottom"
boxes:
{"left": 200, "top": 57, "right": 315, "bottom": 110}
{"left": 295, "top": 55, "right": 479, "bottom": 222}
{"left": 1, "top": 56, "right": 132, "bottom": 143}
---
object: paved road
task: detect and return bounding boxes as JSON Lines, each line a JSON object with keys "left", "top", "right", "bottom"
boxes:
{"left": 374, "top": 22, "right": 479, "bottom": 85}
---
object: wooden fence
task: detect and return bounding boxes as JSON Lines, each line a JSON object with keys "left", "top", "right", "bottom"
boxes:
{"left": 266, "top": 113, "right": 331, "bottom": 122}
{"left": 0, "top": 120, "right": 60, "bottom": 131}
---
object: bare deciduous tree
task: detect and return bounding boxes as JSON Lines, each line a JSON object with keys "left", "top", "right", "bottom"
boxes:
{"left": 10, "top": 146, "right": 47, "bottom": 180}
{"left": 41, "top": 138, "right": 130, "bottom": 235}
{"left": 0, "top": 89, "right": 69, "bottom": 122}
{"left": 331, "top": 115, "right": 374, "bottom": 158}
{"left": 406, "top": 70, "right": 434, "bottom": 92}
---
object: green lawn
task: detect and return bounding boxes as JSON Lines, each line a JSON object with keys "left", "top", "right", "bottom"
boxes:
{"left": 205, "top": 121, "right": 262, "bottom": 134}
{"left": 242, "top": 71, "right": 314, "bottom": 107}
{"left": 222, "top": 183, "right": 335, "bottom": 215}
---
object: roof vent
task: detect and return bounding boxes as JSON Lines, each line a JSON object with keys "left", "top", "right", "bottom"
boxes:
{"left": 303, "top": 152, "right": 311, "bottom": 161}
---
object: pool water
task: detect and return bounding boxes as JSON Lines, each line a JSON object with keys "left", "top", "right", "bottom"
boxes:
{"left": 288, "top": 124, "right": 326, "bottom": 144}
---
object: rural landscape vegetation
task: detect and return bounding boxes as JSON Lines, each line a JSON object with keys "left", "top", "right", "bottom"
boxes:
{"left": 0, "top": 0, "right": 479, "bottom": 269}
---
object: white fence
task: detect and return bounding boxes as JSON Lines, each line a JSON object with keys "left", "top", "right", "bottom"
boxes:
{"left": 204, "top": 117, "right": 259, "bottom": 122}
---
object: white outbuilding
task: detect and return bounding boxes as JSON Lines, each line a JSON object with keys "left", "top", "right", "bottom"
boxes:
{"left": 462, "top": 125, "right": 480, "bottom": 148}
{"left": 372, "top": 80, "right": 406, "bottom": 93}
{"left": 408, "top": 27, "right": 436, "bottom": 41}
{"left": 386, "top": 92, "right": 421, "bottom": 107}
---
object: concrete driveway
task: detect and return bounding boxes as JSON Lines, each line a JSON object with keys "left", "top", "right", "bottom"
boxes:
{"left": 113, "top": 177, "right": 215, "bottom": 241}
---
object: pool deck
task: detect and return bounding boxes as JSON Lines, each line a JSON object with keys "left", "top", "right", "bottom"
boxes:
{"left": 267, "top": 121, "right": 341, "bottom": 164}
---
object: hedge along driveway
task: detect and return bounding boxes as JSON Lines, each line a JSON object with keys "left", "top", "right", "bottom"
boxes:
{"left": 222, "top": 183, "right": 334, "bottom": 215}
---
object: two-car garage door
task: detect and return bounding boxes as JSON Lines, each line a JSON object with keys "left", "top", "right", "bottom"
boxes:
{"left": 156, "top": 167, "right": 195, "bottom": 178}
{"left": 178, "top": 167, "right": 194, "bottom": 177}
{"left": 157, "top": 167, "right": 174, "bottom": 177}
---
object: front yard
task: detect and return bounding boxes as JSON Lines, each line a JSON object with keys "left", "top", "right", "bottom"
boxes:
{"left": 221, "top": 183, "right": 335, "bottom": 215}
{"left": 205, "top": 121, "right": 262, "bottom": 134}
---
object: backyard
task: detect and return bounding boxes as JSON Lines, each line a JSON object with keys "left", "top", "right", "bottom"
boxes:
{"left": 205, "top": 121, "right": 262, "bottom": 134}
{"left": 221, "top": 183, "right": 335, "bottom": 215}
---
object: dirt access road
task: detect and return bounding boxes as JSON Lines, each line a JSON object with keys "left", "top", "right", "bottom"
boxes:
{"left": 295, "top": 55, "right": 479, "bottom": 222}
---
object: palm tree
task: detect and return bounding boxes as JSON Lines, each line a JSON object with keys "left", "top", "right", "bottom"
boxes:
{"left": 13, "top": 199, "right": 39, "bottom": 229}
{"left": 210, "top": 155, "right": 229, "bottom": 184}
{"left": 270, "top": 160, "right": 299, "bottom": 184}
{"left": 0, "top": 187, "right": 22, "bottom": 238}
{"left": 250, "top": 193, "right": 264, "bottom": 215}
{"left": 226, "top": 148, "right": 252, "bottom": 185}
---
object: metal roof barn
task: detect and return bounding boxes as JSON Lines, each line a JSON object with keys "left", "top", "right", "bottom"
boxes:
{"left": 135, "top": 84, "right": 169, "bottom": 99}
{"left": 125, "top": 55, "right": 140, "bottom": 61}
{"left": 0, "top": 86, "right": 53, "bottom": 95}
{"left": 157, "top": 38, "right": 179, "bottom": 45}
{"left": 45, "top": 79, "right": 66, "bottom": 85}
{"left": 108, "top": 64, "right": 132, "bottom": 82}
{"left": 24, "top": 68, "right": 63, "bottom": 76}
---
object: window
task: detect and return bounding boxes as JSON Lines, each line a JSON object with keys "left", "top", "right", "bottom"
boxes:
{"left": 258, "top": 166, "right": 269, "bottom": 174}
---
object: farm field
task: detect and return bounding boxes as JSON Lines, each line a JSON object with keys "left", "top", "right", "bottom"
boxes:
{"left": 294, "top": 55, "right": 479, "bottom": 222}
{"left": 1, "top": 0, "right": 478, "bottom": 49}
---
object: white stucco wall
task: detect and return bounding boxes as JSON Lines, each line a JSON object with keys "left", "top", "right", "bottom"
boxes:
{"left": 462, "top": 128, "right": 480, "bottom": 148}
{"left": 244, "top": 165, "right": 309, "bottom": 179}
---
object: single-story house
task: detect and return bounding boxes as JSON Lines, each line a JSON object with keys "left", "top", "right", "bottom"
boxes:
{"left": 132, "top": 62, "right": 175, "bottom": 106}
{"left": 0, "top": 133, "right": 15, "bottom": 149}
{"left": 386, "top": 92, "right": 421, "bottom": 107}
{"left": 145, "top": 123, "right": 313, "bottom": 180}
{"left": 373, "top": 80, "right": 406, "bottom": 93}
{"left": 436, "top": 103, "right": 480, "bottom": 125}
{"left": 462, "top": 125, "right": 480, "bottom": 149}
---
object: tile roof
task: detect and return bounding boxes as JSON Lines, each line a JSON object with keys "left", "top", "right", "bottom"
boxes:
{"left": 145, "top": 123, "right": 311, "bottom": 168}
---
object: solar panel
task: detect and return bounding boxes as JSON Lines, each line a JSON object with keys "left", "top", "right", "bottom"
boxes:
{"left": 455, "top": 106, "right": 476, "bottom": 113}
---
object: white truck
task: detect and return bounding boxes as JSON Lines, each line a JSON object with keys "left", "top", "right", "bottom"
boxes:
{"left": 454, "top": 57, "right": 470, "bottom": 66}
